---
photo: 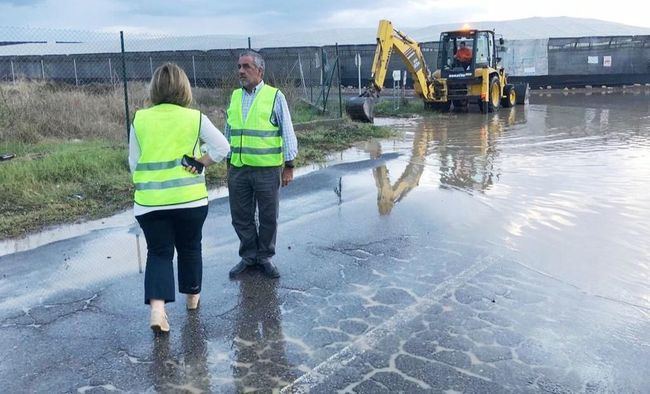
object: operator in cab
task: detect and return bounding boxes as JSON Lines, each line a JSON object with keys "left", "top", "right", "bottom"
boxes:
{"left": 454, "top": 41, "right": 472, "bottom": 69}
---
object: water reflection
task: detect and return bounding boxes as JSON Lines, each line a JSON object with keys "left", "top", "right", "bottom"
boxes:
{"left": 151, "top": 335, "right": 171, "bottom": 391}
{"left": 231, "top": 277, "right": 294, "bottom": 391}
{"left": 369, "top": 128, "right": 433, "bottom": 215}
{"left": 370, "top": 108, "right": 526, "bottom": 214}
{"left": 181, "top": 313, "right": 211, "bottom": 391}
{"left": 150, "top": 313, "right": 211, "bottom": 392}
{"left": 438, "top": 108, "right": 526, "bottom": 193}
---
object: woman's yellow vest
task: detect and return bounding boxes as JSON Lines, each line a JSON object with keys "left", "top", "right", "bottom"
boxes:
{"left": 227, "top": 85, "right": 283, "bottom": 167}
{"left": 132, "top": 104, "right": 208, "bottom": 206}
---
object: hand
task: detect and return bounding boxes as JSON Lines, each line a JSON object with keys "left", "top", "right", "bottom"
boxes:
{"left": 281, "top": 167, "right": 293, "bottom": 187}
{"left": 183, "top": 165, "right": 200, "bottom": 174}
{"left": 182, "top": 155, "right": 209, "bottom": 174}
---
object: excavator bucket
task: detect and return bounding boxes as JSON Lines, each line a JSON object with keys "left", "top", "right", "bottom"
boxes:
{"left": 345, "top": 96, "right": 375, "bottom": 123}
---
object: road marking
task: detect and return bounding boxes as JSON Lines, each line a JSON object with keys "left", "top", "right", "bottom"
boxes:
{"left": 281, "top": 254, "right": 499, "bottom": 393}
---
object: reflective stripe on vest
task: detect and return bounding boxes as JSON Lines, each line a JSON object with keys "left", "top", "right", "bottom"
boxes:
{"left": 132, "top": 104, "right": 208, "bottom": 206}
{"left": 227, "top": 84, "right": 283, "bottom": 167}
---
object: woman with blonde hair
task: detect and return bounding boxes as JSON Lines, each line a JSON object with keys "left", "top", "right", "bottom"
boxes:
{"left": 129, "top": 63, "right": 229, "bottom": 333}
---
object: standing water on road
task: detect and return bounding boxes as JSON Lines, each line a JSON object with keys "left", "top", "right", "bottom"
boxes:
{"left": 1, "top": 92, "right": 649, "bottom": 392}
{"left": 372, "top": 92, "right": 650, "bottom": 309}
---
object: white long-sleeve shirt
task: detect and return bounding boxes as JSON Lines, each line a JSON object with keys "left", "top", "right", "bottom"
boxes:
{"left": 128, "top": 113, "right": 230, "bottom": 217}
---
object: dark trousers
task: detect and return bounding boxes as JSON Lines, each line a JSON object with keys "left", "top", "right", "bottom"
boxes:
{"left": 228, "top": 166, "right": 281, "bottom": 264}
{"left": 136, "top": 205, "right": 208, "bottom": 304}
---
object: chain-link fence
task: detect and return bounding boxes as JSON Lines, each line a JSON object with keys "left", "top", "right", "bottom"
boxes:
{"left": 0, "top": 27, "right": 352, "bottom": 145}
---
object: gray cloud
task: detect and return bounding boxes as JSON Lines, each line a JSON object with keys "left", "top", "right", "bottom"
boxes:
{"left": 2, "top": 0, "right": 647, "bottom": 39}
{"left": 109, "top": 0, "right": 399, "bottom": 33}
{"left": 118, "top": 0, "right": 389, "bottom": 17}
{"left": 0, "top": 0, "right": 44, "bottom": 5}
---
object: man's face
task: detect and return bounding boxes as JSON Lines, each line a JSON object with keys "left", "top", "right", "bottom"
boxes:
{"left": 238, "top": 55, "right": 263, "bottom": 90}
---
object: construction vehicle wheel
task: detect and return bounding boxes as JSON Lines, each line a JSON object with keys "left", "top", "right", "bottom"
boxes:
{"left": 425, "top": 101, "right": 451, "bottom": 112}
{"left": 514, "top": 82, "right": 529, "bottom": 105}
{"left": 452, "top": 99, "right": 468, "bottom": 112}
{"left": 479, "top": 76, "right": 501, "bottom": 113}
{"left": 501, "top": 84, "right": 516, "bottom": 108}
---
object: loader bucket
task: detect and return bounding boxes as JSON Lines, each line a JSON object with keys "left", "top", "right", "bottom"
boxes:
{"left": 346, "top": 96, "right": 375, "bottom": 123}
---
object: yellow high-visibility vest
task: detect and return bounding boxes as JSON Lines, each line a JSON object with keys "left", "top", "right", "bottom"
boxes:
{"left": 132, "top": 103, "right": 207, "bottom": 206}
{"left": 227, "top": 84, "right": 283, "bottom": 167}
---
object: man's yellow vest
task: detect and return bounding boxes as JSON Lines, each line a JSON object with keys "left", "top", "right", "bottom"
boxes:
{"left": 227, "top": 84, "right": 283, "bottom": 167}
{"left": 132, "top": 104, "right": 208, "bottom": 206}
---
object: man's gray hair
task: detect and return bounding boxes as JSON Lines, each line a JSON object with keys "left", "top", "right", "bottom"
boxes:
{"left": 239, "top": 50, "right": 265, "bottom": 71}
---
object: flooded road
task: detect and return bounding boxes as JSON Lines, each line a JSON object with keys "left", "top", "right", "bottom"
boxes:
{"left": 1, "top": 92, "right": 649, "bottom": 392}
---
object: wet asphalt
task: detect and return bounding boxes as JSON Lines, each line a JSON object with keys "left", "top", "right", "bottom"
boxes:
{"left": 1, "top": 91, "right": 649, "bottom": 393}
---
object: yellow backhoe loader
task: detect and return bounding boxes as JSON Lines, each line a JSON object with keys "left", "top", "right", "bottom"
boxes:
{"left": 346, "top": 20, "right": 528, "bottom": 122}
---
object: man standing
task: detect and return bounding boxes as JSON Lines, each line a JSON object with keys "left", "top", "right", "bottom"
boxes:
{"left": 225, "top": 50, "right": 298, "bottom": 279}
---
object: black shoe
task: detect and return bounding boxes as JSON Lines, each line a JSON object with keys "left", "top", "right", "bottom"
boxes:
{"left": 258, "top": 260, "right": 280, "bottom": 279}
{"left": 229, "top": 260, "right": 254, "bottom": 279}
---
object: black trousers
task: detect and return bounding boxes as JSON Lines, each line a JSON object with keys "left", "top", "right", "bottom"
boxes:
{"left": 136, "top": 205, "right": 208, "bottom": 304}
{"left": 228, "top": 166, "right": 281, "bottom": 264}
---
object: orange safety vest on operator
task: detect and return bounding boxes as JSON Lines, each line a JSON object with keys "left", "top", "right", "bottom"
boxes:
{"left": 455, "top": 46, "right": 472, "bottom": 63}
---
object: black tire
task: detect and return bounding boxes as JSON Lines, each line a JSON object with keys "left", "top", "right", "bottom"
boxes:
{"left": 501, "top": 84, "right": 516, "bottom": 108}
{"left": 479, "top": 76, "right": 501, "bottom": 113}
{"left": 425, "top": 101, "right": 451, "bottom": 112}
{"left": 514, "top": 83, "right": 529, "bottom": 105}
{"left": 452, "top": 99, "right": 468, "bottom": 112}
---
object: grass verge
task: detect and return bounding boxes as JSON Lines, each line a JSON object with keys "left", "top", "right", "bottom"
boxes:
{"left": 373, "top": 98, "right": 431, "bottom": 117}
{"left": 0, "top": 121, "right": 395, "bottom": 239}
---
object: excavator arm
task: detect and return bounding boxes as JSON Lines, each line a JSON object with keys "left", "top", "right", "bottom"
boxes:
{"left": 346, "top": 20, "right": 433, "bottom": 122}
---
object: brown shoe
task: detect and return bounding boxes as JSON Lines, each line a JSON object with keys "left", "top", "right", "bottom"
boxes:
{"left": 186, "top": 294, "right": 200, "bottom": 310}
{"left": 150, "top": 309, "right": 170, "bottom": 333}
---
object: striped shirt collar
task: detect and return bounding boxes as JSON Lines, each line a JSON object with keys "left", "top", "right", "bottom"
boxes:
{"left": 243, "top": 80, "right": 265, "bottom": 96}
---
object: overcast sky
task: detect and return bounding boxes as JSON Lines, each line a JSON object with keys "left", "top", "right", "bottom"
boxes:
{"left": 1, "top": 0, "right": 648, "bottom": 36}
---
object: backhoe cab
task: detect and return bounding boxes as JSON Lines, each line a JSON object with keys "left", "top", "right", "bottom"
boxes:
{"left": 346, "top": 20, "right": 527, "bottom": 122}
{"left": 435, "top": 29, "right": 515, "bottom": 113}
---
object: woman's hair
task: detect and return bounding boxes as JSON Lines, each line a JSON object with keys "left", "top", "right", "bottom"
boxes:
{"left": 149, "top": 62, "right": 193, "bottom": 107}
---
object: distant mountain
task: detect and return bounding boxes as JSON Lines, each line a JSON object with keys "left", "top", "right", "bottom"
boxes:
{"left": 407, "top": 17, "right": 650, "bottom": 42}
{"left": 256, "top": 16, "right": 650, "bottom": 46}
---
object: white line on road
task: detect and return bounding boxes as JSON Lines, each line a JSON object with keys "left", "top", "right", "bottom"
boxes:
{"left": 280, "top": 254, "right": 499, "bottom": 393}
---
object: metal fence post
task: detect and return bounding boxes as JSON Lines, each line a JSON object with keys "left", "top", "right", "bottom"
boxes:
{"left": 192, "top": 55, "right": 197, "bottom": 87}
{"left": 73, "top": 58, "right": 78, "bottom": 86}
{"left": 108, "top": 58, "right": 113, "bottom": 85}
{"left": 248, "top": 37, "right": 251, "bottom": 49}
{"left": 10, "top": 60, "right": 15, "bottom": 85}
{"left": 149, "top": 57, "right": 153, "bottom": 77}
{"left": 336, "top": 43, "right": 342, "bottom": 118}
{"left": 320, "top": 47, "right": 325, "bottom": 110}
{"left": 298, "top": 53, "right": 308, "bottom": 99}
{"left": 310, "top": 53, "right": 313, "bottom": 102}
{"left": 41, "top": 59, "right": 45, "bottom": 79}
{"left": 120, "top": 31, "right": 131, "bottom": 142}
{"left": 356, "top": 52, "right": 361, "bottom": 94}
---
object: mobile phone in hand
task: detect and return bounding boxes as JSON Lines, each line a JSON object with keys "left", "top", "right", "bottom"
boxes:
{"left": 181, "top": 155, "right": 204, "bottom": 173}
